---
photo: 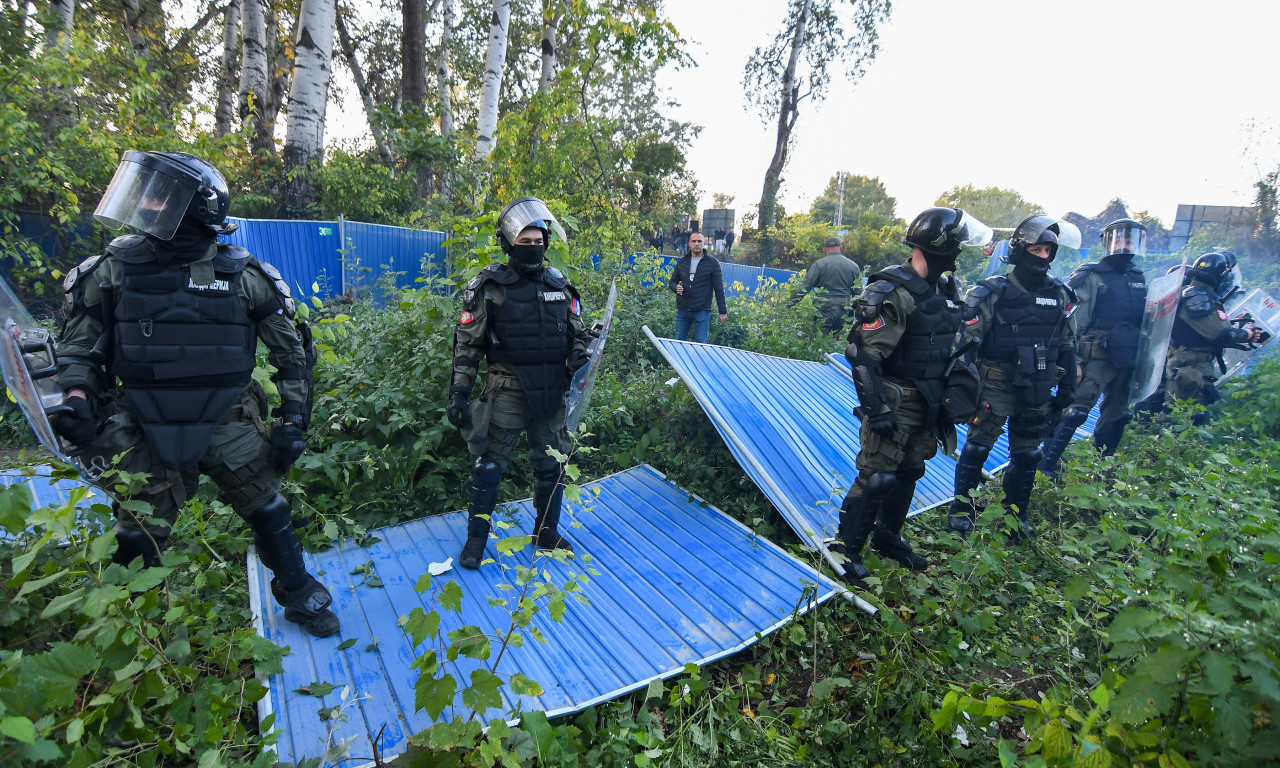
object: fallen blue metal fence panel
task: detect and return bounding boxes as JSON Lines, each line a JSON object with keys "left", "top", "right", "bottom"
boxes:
{"left": 645, "top": 330, "right": 1100, "bottom": 572}
{"left": 0, "top": 467, "right": 102, "bottom": 510}
{"left": 251, "top": 464, "right": 839, "bottom": 767}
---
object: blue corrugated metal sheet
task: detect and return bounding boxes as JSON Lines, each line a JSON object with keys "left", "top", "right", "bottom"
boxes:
{"left": 221, "top": 218, "right": 343, "bottom": 299}
{"left": 251, "top": 464, "right": 839, "bottom": 767}
{"left": 646, "top": 330, "right": 1102, "bottom": 572}
{"left": 0, "top": 467, "right": 102, "bottom": 510}
{"left": 343, "top": 221, "right": 448, "bottom": 294}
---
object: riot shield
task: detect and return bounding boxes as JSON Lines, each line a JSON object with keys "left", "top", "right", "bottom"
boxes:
{"left": 1127, "top": 266, "right": 1185, "bottom": 405}
{"left": 1220, "top": 289, "right": 1280, "bottom": 382}
{"left": 565, "top": 280, "right": 617, "bottom": 433}
{"left": 0, "top": 274, "right": 106, "bottom": 482}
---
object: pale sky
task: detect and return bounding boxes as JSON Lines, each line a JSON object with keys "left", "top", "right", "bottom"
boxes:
{"left": 655, "top": 0, "right": 1280, "bottom": 227}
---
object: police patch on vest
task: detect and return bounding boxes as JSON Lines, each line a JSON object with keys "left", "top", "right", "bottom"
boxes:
{"left": 862, "top": 315, "right": 885, "bottom": 330}
{"left": 1035, "top": 297, "right": 1058, "bottom": 307}
{"left": 460, "top": 311, "right": 475, "bottom": 325}
{"left": 187, "top": 277, "right": 232, "bottom": 293}
{"left": 540, "top": 291, "right": 568, "bottom": 303}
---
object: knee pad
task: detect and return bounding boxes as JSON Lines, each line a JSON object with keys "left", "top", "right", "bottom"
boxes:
{"left": 1009, "top": 449, "right": 1042, "bottom": 472}
{"left": 1061, "top": 408, "right": 1090, "bottom": 429}
{"left": 248, "top": 494, "right": 292, "bottom": 534}
{"left": 958, "top": 441, "right": 991, "bottom": 468}
{"left": 472, "top": 458, "right": 504, "bottom": 486}
{"left": 897, "top": 463, "right": 926, "bottom": 484}
{"left": 863, "top": 471, "right": 898, "bottom": 498}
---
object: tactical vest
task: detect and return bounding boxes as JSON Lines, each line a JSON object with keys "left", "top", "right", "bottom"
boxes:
{"left": 1078, "top": 258, "right": 1146, "bottom": 333}
{"left": 1170, "top": 282, "right": 1220, "bottom": 351}
{"left": 486, "top": 270, "right": 573, "bottom": 419}
{"left": 874, "top": 266, "right": 962, "bottom": 382}
{"left": 979, "top": 276, "right": 1068, "bottom": 401}
{"left": 106, "top": 235, "right": 257, "bottom": 469}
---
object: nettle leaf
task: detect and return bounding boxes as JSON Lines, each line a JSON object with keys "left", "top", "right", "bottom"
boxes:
{"left": 1199, "top": 651, "right": 1237, "bottom": 697}
{"left": 1110, "top": 677, "right": 1166, "bottom": 725}
{"left": 1042, "top": 718, "right": 1073, "bottom": 761}
{"left": 461, "top": 668, "right": 504, "bottom": 715}
{"left": 1063, "top": 574, "right": 1091, "bottom": 602}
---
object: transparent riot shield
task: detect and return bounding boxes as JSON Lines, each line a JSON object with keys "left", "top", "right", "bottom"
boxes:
{"left": 1220, "top": 289, "right": 1280, "bottom": 382}
{"left": 1128, "top": 267, "right": 1185, "bottom": 406}
{"left": 0, "top": 274, "right": 107, "bottom": 483}
{"left": 565, "top": 280, "right": 617, "bottom": 433}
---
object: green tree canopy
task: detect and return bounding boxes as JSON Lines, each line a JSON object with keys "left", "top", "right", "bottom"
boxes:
{"left": 810, "top": 172, "right": 895, "bottom": 225}
{"left": 933, "top": 184, "right": 1043, "bottom": 230}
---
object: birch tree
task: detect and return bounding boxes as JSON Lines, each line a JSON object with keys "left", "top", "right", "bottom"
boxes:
{"left": 537, "top": 0, "right": 563, "bottom": 94}
{"left": 335, "top": 7, "right": 393, "bottom": 165}
{"left": 744, "top": 0, "right": 890, "bottom": 263}
{"left": 474, "top": 0, "right": 511, "bottom": 161}
{"left": 281, "top": 0, "right": 336, "bottom": 214}
{"left": 215, "top": 0, "right": 240, "bottom": 137}
{"left": 47, "top": 0, "right": 74, "bottom": 49}
{"left": 436, "top": 0, "right": 456, "bottom": 199}
{"left": 238, "top": 0, "right": 275, "bottom": 155}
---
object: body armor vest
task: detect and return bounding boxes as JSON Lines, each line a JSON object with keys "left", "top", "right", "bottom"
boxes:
{"left": 980, "top": 276, "right": 1068, "bottom": 403}
{"left": 107, "top": 237, "right": 256, "bottom": 470}
{"left": 875, "top": 266, "right": 962, "bottom": 382}
{"left": 1170, "top": 283, "right": 1220, "bottom": 351}
{"left": 487, "top": 273, "right": 572, "bottom": 419}
{"left": 1081, "top": 259, "right": 1146, "bottom": 333}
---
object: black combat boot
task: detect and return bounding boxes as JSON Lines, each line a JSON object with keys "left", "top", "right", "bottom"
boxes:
{"left": 1092, "top": 413, "right": 1131, "bottom": 457}
{"left": 532, "top": 469, "right": 573, "bottom": 553}
{"left": 460, "top": 458, "right": 503, "bottom": 569}
{"left": 947, "top": 442, "right": 990, "bottom": 536}
{"left": 111, "top": 524, "right": 164, "bottom": 569}
{"left": 1039, "top": 409, "right": 1088, "bottom": 478}
{"left": 872, "top": 464, "right": 929, "bottom": 571}
{"left": 251, "top": 494, "right": 341, "bottom": 638}
{"left": 1002, "top": 450, "right": 1040, "bottom": 542}
{"left": 835, "top": 472, "right": 896, "bottom": 586}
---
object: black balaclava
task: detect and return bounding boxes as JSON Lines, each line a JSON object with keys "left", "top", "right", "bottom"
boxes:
{"left": 148, "top": 216, "right": 217, "bottom": 265}
{"left": 922, "top": 250, "right": 959, "bottom": 283}
{"left": 508, "top": 243, "right": 547, "bottom": 278}
{"left": 1012, "top": 258, "right": 1051, "bottom": 289}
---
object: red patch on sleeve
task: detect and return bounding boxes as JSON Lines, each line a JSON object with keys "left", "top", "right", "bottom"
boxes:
{"left": 1218, "top": 310, "right": 1228, "bottom": 320}
{"left": 862, "top": 316, "right": 885, "bottom": 331}
{"left": 963, "top": 316, "right": 980, "bottom": 326}
{"left": 571, "top": 298, "right": 581, "bottom": 315}
{"left": 459, "top": 311, "right": 474, "bottom": 324}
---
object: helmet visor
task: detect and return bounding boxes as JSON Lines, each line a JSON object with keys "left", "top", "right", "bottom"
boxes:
{"left": 1047, "top": 220, "right": 1083, "bottom": 250}
{"left": 951, "top": 211, "right": 994, "bottom": 248}
{"left": 93, "top": 152, "right": 198, "bottom": 240}
{"left": 498, "top": 198, "right": 567, "bottom": 245}
{"left": 1102, "top": 223, "right": 1147, "bottom": 258}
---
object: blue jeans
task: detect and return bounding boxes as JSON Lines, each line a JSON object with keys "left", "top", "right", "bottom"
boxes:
{"left": 675, "top": 308, "right": 711, "bottom": 343}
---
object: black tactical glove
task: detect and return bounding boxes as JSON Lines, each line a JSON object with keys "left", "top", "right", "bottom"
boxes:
{"left": 568, "top": 349, "right": 591, "bottom": 374}
{"left": 268, "top": 422, "right": 307, "bottom": 472}
{"left": 447, "top": 393, "right": 471, "bottom": 429}
{"left": 1051, "top": 387, "right": 1075, "bottom": 410}
{"left": 50, "top": 396, "right": 97, "bottom": 447}
{"left": 865, "top": 408, "right": 897, "bottom": 438}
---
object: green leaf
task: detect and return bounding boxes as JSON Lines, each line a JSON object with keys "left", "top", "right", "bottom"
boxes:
{"left": 415, "top": 671, "right": 457, "bottom": 720}
{"left": 405, "top": 608, "right": 441, "bottom": 648}
{"left": 296, "top": 681, "right": 338, "bottom": 698}
{"left": 39, "top": 586, "right": 85, "bottom": 619}
{"left": 64, "top": 718, "right": 83, "bottom": 744}
{"left": 521, "top": 710, "right": 554, "bottom": 756}
{"left": 461, "top": 668, "right": 504, "bottom": 716}
{"left": 126, "top": 566, "right": 173, "bottom": 593}
{"left": 440, "top": 581, "right": 464, "bottom": 613}
{"left": 336, "top": 638, "right": 357, "bottom": 651}
{"left": 0, "top": 716, "right": 36, "bottom": 744}
{"left": 1063, "top": 574, "right": 1091, "bottom": 602}
{"left": 509, "top": 672, "right": 543, "bottom": 696}
{"left": 997, "top": 739, "right": 1019, "bottom": 767}
{"left": 497, "top": 535, "right": 532, "bottom": 555}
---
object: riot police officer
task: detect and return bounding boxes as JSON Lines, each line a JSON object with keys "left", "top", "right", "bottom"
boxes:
{"left": 52, "top": 150, "right": 339, "bottom": 637}
{"left": 836, "top": 207, "right": 992, "bottom": 586}
{"left": 1165, "top": 251, "right": 1266, "bottom": 422}
{"left": 947, "top": 215, "right": 1079, "bottom": 538}
{"left": 448, "top": 197, "right": 593, "bottom": 570}
{"left": 1040, "top": 218, "right": 1148, "bottom": 474}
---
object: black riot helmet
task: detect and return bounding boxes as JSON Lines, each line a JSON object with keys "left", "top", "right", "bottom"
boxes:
{"left": 1186, "top": 250, "right": 1238, "bottom": 296}
{"left": 1005, "top": 214, "right": 1083, "bottom": 274}
{"left": 94, "top": 150, "right": 235, "bottom": 239}
{"left": 1100, "top": 218, "right": 1147, "bottom": 260}
{"left": 495, "top": 196, "right": 567, "bottom": 254}
{"left": 903, "top": 207, "right": 992, "bottom": 258}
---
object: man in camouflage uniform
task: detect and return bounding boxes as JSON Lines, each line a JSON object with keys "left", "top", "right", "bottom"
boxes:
{"left": 1164, "top": 251, "right": 1266, "bottom": 423}
{"left": 946, "top": 215, "right": 1080, "bottom": 539}
{"left": 52, "top": 151, "right": 338, "bottom": 637}
{"left": 794, "top": 236, "right": 863, "bottom": 334}
{"left": 835, "top": 207, "right": 991, "bottom": 587}
{"left": 1040, "top": 218, "right": 1148, "bottom": 474}
{"left": 447, "top": 197, "right": 593, "bottom": 570}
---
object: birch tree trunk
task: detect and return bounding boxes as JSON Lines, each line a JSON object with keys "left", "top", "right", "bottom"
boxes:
{"left": 238, "top": 0, "right": 275, "bottom": 156}
{"left": 474, "top": 0, "right": 511, "bottom": 161}
{"left": 119, "top": 0, "right": 150, "bottom": 68}
{"left": 214, "top": 0, "right": 240, "bottom": 137}
{"left": 47, "top": 0, "right": 74, "bottom": 49}
{"left": 335, "top": 9, "right": 393, "bottom": 165}
{"left": 281, "top": 0, "right": 336, "bottom": 215}
{"left": 757, "top": 0, "right": 811, "bottom": 265}
{"left": 436, "top": 0, "right": 455, "bottom": 200}
{"left": 537, "top": 1, "right": 560, "bottom": 94}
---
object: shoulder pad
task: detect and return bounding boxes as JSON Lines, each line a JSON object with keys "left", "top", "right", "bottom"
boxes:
{"left": 1059, "top": 280, "right": 1078, "bottom": 304}
{"left": 1180, "top": 285, "right": 1213, "bottom": 317}
{"left": 965, "top": 280, "right": 998, "bottom": 309}
{"left": 214, "top": 243, "right": 252, "bottom": 273}
{"left": 105, "top": 234, "right": 154, "bottom": 264}
{"left": 854, "top": 279, "right": 896, "bottom": 322}
{"left": 938, "top": 273, "right": 963, "bottom": 301}
{"left": 871, "top": 264, "right": 915, "bottom": 286}
{"left": 63, "top": 254, "right": 104, "bottom": 292}
{"left": 482, "top": 262, "right": 520, "bottom": 284}
{"left": 542, "top": 266, "right": 568, "bottom": 289}
{"left": 1066, "top": 262, "right": 1100, "bottom": 289}
{"left": 249, "top": 258, "right": 295, "bottom": 316}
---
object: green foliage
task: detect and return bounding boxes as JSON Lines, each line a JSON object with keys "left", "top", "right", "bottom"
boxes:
{"left": 810, "top": 172, "right": 897, "bottom": 225}
{"left": 314, "top": 144, "right": 422, "bottom": 226}
{"left": 841, "top": 211, "right": 910, "bottom": 274}
{"left": 934, "top": 184, "right": 1044, "bottom": 230}
{"left": 763, "top": 213, "right": 835, "bottom": 271}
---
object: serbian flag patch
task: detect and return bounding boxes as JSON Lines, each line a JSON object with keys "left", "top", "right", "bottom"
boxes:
{"left": 571, "top": 298, "right": 581, "bottom": 315}
{"left": 1064, "top": 302, "right": 1078, "bottom": 318}
{"left": 963, "top": 315, "right": 980, "bottom": 326}
{"left": 862, "top": 315, "right": 885, "bottom": 331}
{"left": 1218, "top": 310, "right": 1228, "bottom": 320}
{"left": 459, "top": 311, "right": 475, "bottom": 324}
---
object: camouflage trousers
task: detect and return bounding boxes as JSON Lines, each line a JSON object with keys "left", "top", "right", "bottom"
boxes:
{"left": 1164, "top": 347, "right": 1219, "bottom": 406}
{"left": 462, "top": 371, "right": 567, "bottom": 476}
{"left": 966, "top": 366, "right": 1058, "bottom": 454}
{"left": 87, "top": 382, "right": 281, "bottom": 540}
